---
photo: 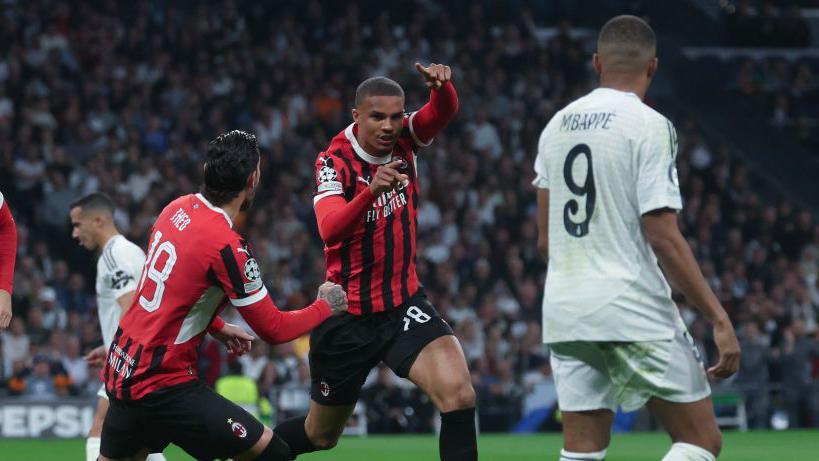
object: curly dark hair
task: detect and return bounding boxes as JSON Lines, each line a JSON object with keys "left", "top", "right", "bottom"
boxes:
{"left": 201, "top": 130, "right": 260, "bottom": 206}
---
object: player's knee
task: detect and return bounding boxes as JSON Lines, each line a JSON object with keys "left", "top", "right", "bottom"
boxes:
{"left": 691, "top": 421, "right": 722, "bottom": 456}
{"left": 252, "top": 433, "right": 291, "bottom": 461}
{"left": 439, "top": 382, "right": 476, "bottom": 412}
{"left": 309, "top": 432, "right": 340, "bottom": 451}
{"left": 305, "top": 425, "right": 342, "bottom": 451}
{"left": 706, "top": 429, "right": 722, "bottom": 457}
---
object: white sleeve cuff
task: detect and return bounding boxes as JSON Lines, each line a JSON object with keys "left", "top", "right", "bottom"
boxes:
{"left": 532, "top": 176, "right": 550, "bottom": 189}
{"left": 408, "top": 111, "right": 433, "bottom": 147}
{"left": 313, "top": 190, "right": 344, "bottom": 205}
{"left": 230, "top": 286, "right": 269, "bottom": 307}
{"left": 639, "top": 196, "right": 683, "bottom": 215}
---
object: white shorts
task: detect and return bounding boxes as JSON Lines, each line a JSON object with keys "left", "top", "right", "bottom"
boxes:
{"left": 549, "top": 326, "right": 711, "bottom": 413}
{"left": 97, "top": 384, "right": 108, "bottom": 400}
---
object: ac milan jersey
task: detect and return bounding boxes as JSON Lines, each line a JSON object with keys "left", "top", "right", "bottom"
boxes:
{"left": 313, "top": 116, "right": 429, "bottom": 315}
{"left": 105, "top": 193, "right": 269, "bottom": 400}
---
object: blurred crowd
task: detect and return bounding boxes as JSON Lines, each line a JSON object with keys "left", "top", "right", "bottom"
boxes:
{"left": 722, "top": 1, "right": 813, "bottom": 47}
{"left": 0, "top": 0, "right": 817, "bottom": 433}
{"left": 732, "top": 57, "right": 819, "bottom": 153}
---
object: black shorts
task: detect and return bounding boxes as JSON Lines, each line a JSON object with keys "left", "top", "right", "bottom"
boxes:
{"left": 100, "top": 380, "right": 264, "bottom": 461}
{"left": 309, "top": 290, "right": 453, "bottom": 405}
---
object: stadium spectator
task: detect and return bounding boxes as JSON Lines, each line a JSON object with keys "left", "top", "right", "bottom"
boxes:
{"left": 775, "top": 319, "right": 819, "bottom": 428}
{"left": 736, "top": 321, "right": 771, "bottom": 429}
{"left": 8, "top": 354, "right": 71, "bottom": 401}
{"left": 361, "top": 366, "right": 421, "bottom": 434}
{"left": 2, "top": 318, "right": 29, "bottom": 377}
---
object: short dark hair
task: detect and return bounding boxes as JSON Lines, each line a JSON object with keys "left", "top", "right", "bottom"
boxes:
{"left": 355, "top": 77, "right": 404, "bottom": 107}
{"left": 70, "top": 192, "right": 115, "bottom": 216}
{"left": 202, "top": 130, "right": 260, "bottom": 206}
{"left": 597, "top": 15, "right": 656, "bottom": 66}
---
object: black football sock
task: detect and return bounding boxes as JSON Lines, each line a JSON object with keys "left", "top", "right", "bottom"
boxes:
{"left": 274, "top": 416, "right": 317, "bottom": 457}
{"left": 439, "top": 407, "right": 478, "bottom": 461}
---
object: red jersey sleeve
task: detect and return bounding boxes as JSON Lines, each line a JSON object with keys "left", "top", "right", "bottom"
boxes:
{"left": 313, "top": 151, "right": 378, "bottom": 245}
{"left": 236, "top": 296, "right": 331, "bottom": 344}
{"left": 313, "top": 153, "right": 349, "bottom": 205}
{"left": 210, "top": 233, "right": 332, "bottom": 343}
{"left": 0, "top": 192, "right": 17, "bottom": 294}
{"left": 211, "top": 235, "right": 268, "bottom": 308}
{"left": 405, "top": 81, "right": 459, "bottom": 148}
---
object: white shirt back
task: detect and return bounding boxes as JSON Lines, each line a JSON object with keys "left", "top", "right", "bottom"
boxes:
{"left": 95, "top": 235, "right": 145, "bottom": 348}
{"left": 533, "top": 88, "right": 683, "bottom": 343}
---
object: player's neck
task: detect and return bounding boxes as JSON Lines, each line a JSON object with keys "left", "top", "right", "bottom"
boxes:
{"left": 598, "top": 77, "right": 648, "bottom": 100}
{"left": 97, "top": 228, "right": 121, "bottom": 249}
{"left": 220, "top": 196, "right": 244, "bottom": 225}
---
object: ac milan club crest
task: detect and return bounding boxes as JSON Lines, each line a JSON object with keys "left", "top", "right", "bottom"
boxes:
{"left": 319, "top": 381, "right": 331, "bottom": 397}
{"left": 228, "top": 418, "right": 247, "bottom": 438}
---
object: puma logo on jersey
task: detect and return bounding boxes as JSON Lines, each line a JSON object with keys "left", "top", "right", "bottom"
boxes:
{"left": 357, "top": 176, "right": 371, "bottom": 185}
{"left": 237, "top": 247, "right": 250, "bottom": 255}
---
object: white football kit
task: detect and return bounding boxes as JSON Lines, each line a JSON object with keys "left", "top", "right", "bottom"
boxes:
{"left": 533, "top": 87, "right": 709, "bottom": 412}
{"left": 95, "top": 234, "right": 145, "bottom": 398}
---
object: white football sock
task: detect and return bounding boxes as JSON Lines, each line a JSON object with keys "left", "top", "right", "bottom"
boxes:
{"left": 560, "top": 448, "right": 608, "bottom": 460}
{"left": 146, "top": 454, "right": 167, "bottom": 461}
{"left": 661, "top": 442, "right": 716, "bottom": 461}
{"left": 86, "top": 437, "right": 101, "bottom": 461}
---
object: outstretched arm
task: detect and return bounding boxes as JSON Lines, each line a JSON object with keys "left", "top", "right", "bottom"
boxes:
{"left": 408, "top": 63, "right": 459, "bottom": 146}
{"left": 0, "top": 196, "right": 17, "bottom": 329}
{"left": 235, "top": 282, "right": 347, "bottom": 344}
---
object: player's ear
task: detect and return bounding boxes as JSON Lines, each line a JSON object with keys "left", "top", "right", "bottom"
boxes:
{"left": 592, "top": 53, "right": 602, "bottom": 76}
{"left": 647, "top": 57, "right": 658, "bottom": 79}
{"left": 352, "top": 108, "right": 360, "bottom": 124}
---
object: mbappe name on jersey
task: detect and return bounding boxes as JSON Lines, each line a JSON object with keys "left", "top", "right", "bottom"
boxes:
{"left": 560, "top": 111, "right": 616, "bottom": 132}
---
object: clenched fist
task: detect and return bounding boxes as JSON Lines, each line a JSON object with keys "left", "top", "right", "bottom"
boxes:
{"left": 318, "top": 281, "right": 348, "bottom": 313}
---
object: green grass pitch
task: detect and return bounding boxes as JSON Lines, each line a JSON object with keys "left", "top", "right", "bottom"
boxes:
{"left": 1, "top": 431, "right": 815, "bottom": 460}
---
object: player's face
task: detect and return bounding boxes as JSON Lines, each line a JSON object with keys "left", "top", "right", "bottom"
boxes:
{"left": 353, "top": 95, "right": 405, "bottom": 155}
{"left": 69, "top": 207, "right": 99, "bottom": 251}
{"left": 240, "top": 161, "right": 261, "bottom": 212}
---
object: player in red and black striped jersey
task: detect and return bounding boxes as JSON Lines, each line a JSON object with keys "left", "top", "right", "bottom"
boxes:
{"left": 0, "top": 190, "right": 17, "bottom": 330}
{"left": 274, "top": 64, "right": 478, "bottom": 461}
{"left": 99, "top": 131, "right": 348, "bottom": 461}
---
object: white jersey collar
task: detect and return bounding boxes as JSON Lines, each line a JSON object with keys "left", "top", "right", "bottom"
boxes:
{"left": 344, "top": 123, "right": 392, "bottom": 165}
{"left": 195, "top": 193, "right": 233, "bottom": 228}
{"left": 593, "top": 87, "right": 640, "bottom": 100}
{"left": 101, "top": 234, "right": 122, "bottom": 252}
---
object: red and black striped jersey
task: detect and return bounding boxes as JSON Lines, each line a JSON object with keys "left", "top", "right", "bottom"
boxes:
{"left": 105, "top": 193, "right": 270, "bottom": 400}
{"left": 313, "top": 118, "right": 428, "bottom": 315}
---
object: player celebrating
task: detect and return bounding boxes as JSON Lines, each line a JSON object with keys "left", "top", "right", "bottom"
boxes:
{"left": 99, "top": 130, "right": 348, "bottom": 461}
{"left": 0, "top": 190, "right": 17, "bottom": 330}
{"left": 273, "top": 64, "right": 477, "bottom": 460}
{"left": 69, "top": 192, "right": 167, "bottom": 461}
{"left": 533, "top": 16, "right": 740, "bottom": 461}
